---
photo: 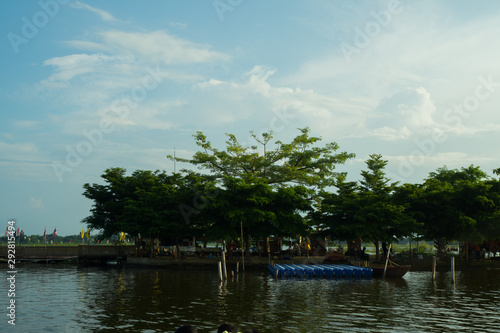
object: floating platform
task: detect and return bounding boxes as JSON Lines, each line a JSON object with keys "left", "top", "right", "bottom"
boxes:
{"left": 268, "top": 263, "right": 373, "bottom": 278}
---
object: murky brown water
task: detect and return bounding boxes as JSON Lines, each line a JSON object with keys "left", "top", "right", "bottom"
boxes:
{"left": 1, "top": 264, "right": 499, "bottom": 332}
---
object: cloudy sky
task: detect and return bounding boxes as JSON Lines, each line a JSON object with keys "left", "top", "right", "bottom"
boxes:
{"left": 2, "top": 0, "right": 500, "bottom": 235}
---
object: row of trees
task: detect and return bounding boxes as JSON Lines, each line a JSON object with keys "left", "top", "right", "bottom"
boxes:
{"left": 82, "top": 128, "right": 500, "bottom": 259}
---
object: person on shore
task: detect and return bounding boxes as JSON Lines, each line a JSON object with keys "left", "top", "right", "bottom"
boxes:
{"left": 175, "top": 325, "right": 197, "bottom": 333}
{"left": 382, "top": 242, "right": 388, "bottom": 258}
{"left": 217, "top": 323, "right": 240, "bottom": 333}
{"left": 360, "top": 246, "right": 369, "bottom": 261}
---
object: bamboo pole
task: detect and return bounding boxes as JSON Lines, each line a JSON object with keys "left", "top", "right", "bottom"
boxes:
{"left": 222, "top": 249, "right": 227, "bottom": 280}
{"left": 218, "top": 261, "right": 222, "bottom": 281}
{"left": 432, "top": 256, "right": 436, "bottom": 281}
{"left": 240, "top": 221, "right": 245, "bottom": 271}
{"left": 382, "top": 244, "right": 392, "bottom": 279}
{"left": 451, "top": 257, "right": 455, "bottom": 283}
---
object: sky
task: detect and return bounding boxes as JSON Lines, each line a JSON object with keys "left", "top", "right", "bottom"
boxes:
{"left": 2, "top": 0, "right": 500, "bottom": 236}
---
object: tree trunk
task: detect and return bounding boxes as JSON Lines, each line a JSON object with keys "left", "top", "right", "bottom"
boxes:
{"left": 374, "top": 240, "right": 379, "bottom": 261}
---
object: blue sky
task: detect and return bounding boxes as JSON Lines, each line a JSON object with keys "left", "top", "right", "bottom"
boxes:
{"left": 2, "top": 0, "right": 500, "bottom": 236}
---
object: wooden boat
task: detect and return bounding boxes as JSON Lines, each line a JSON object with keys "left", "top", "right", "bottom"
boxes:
{"left": 324, "top": 251, "right": 346, "bottom": 262}
{"left": 370, "top": 263, "right": 411, "bottom": 278}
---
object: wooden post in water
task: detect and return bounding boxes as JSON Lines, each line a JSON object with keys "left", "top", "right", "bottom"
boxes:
{"left": 432, "top": 256, "right": 436, "bottom": 281}
{"left": 451, "top": 257, "right": 455, "bottom": 283}
{"left": 236, "top": 262, "right": 239, "bottom": 274}
{"left": 218, "top": 261, "right": 222, "bottom": 281}
{"left": 222, "top": 250, "right": 227, "bottom": 280}
{"left": 382, "top": 244, "right": 392, "bottom": 279}
{"left": 240, "top": 221, "right": 245, "bottom": 271}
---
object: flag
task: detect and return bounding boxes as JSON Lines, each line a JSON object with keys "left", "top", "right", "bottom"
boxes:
{"left": 119, "top": 232, "right": 125, "bottom": 242}
{"left": 16, "top": 227, "right": 20, "bottom": 237}
{"left": 86, "top": 228, "right": 90, "bottom": 239}
{"left": 81, "top": 227, "right": 84, "bottom": 239}
{"left": 4, "top": 226, "right": 7, "bottom": 237}
{"left": 52, "top": 227, "right": 57, "bottom": 238}
{"left": 43, "top": 226, "right": 47, "bottom": 241}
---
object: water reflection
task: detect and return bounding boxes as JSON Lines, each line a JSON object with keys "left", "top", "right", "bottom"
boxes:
{"left": 1, "top": 264, "right": 499, "bottom": 332}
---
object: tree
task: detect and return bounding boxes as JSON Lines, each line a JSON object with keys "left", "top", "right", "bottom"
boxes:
{"left": 168, "top": 128, "right": 355, "bottom": 191}
{"left": 168, "top": 128, "right": 355, "bottom": 250}
{"left": 318, "top": 154, "right": 415, "bottom": 260}
{"left": 416, "top": 165, "right": 499, "bottom": 258}
{"left": 82, "top": 168, "right": 198, "bottom": 254}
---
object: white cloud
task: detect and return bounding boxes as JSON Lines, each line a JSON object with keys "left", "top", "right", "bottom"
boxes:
{"left": 30, "top": 197, "right": 45, "bottom": 210}
{"left": 14, "top": 120, "right": 38, "bottom": 128}
{"left": 0, "top": 141, "right": 38, "bottom": 155}
{"left": 71, "top": 1, "right": 118, "bottom": 22}
{"left": 0, "top": 142, "right": 53, "bottom": 181}
{"left": 169, "top": 22, "right": 188, "bottom": 30}
{"left": 64, "top": 40, "right": 113, "bottom": 53}
{"left": 98, "top": 30, "right": 231, "bottom": 65}
{"left": 193, "top": 65, "right": 368, "bottom": 137}
{"left": 42, "top": 53, "right": 118, "bottom": 83}
{"left": 367, "top": 87, "right": 437, "bottom": 140}
{"left": 284, "top": 3, "right": 500, "bottom": 143}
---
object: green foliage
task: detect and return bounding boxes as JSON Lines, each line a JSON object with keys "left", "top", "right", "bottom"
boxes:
{"left": 81, "top": 130, "right": 500, "bottom": 252}
{"left": 166, "top": 128, "right": 354, "bottom": 243}
{"left": 318, "top": 154, "right": 417, "bottom": 260}
{"left": 416, "top": 165, "right": 500, "bottom": 255}
{"left": 82, "top": 168, "right": 197, "bottom": 241}
{"left": 168, "top": 127, "right": 355, "bottom": 190}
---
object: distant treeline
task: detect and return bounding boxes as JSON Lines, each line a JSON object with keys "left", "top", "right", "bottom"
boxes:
{"left": 0, "top": 234, "right": 128, "bottom": 245}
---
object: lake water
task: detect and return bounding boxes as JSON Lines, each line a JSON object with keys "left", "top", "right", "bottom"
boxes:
{"left": 1, "top": 263, "right": 500, "bottom": 332}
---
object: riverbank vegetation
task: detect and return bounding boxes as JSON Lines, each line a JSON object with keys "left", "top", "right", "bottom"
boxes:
{"left": 81, "top": 128, "right": 500, "bottom": 259}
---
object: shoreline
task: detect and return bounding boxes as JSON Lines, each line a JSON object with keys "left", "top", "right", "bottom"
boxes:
{"left": 125, "top": 255, "right": 500, "bottom": 272}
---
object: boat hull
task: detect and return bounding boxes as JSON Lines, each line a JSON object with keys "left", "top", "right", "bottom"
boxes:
{"left": 324, "top": 253, "right": 346, "bottom": 262}
{"left": 371, "top": 265, "right": 411, "bottom": 278}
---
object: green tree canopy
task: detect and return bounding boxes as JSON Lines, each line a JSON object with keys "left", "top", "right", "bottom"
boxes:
{"left": 318, "top": 154, "right": 416, "bottom": 259}
{"left": 82, "top": 168, "right": 195, "bottom": 242}
{"left": 416, "top": 165, "right": 500, "bottom": 255}
{"left": 168, "top": 128, "right": 355, "bottom": 245}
